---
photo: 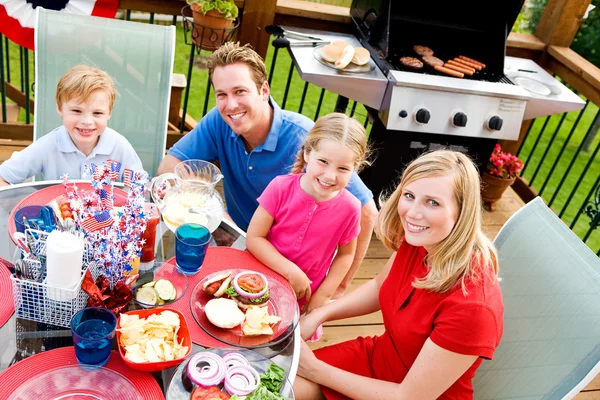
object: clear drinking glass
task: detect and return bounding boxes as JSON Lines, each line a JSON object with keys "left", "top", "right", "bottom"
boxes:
{"left": 70, "top": 307, "right": 117, "bottom": 366}
{"left": 175, "top": 223, "right": 211, "bottom": 275}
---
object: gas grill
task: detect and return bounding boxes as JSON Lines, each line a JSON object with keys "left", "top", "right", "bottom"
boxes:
{"left": 285, "top": 0, "right": 585, "bottom": 200}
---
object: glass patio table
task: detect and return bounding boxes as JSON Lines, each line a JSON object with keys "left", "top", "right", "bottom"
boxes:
{"left": 0, "top": 181, "right": 299, "bottom": 397}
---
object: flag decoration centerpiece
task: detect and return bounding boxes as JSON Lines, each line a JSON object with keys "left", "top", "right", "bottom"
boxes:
{"left": 61, "top": 159, "right": 149, "bottom": 292}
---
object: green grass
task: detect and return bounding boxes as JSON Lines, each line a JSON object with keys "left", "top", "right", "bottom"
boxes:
{"left": 2, "top": 20, "right": 598, "bottom": 253}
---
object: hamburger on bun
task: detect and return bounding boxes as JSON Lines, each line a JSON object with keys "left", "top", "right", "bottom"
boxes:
{"left": 351, "top": 47, "right": 370, "bottom": 66}
{"left": 202, "top": 270, "right": 233, "bottom": 297}
{"left": 204, "top": 298, "right": 246, "bottom": 329}
{"left": 224, "top": 271, "right": 269, "bottom": 311}
{"left": 320, "top": 44, "right": 343, "bottom": 63}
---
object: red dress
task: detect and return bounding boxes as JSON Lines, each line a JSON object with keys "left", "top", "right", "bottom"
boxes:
{"left": 314, "top": 242, "right": 504, "bottom": 399}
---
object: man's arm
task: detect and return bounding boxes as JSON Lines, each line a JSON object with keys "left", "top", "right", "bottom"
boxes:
{"left": 157, "top": 154, "right": 183, "bottom": 175}
{"left": 333, "top": 198, "right": 378, "bottom": 299}
{"left": 0, "top": 177, "right": 10, "bottom": 187}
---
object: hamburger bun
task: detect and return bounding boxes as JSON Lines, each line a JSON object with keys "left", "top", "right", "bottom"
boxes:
{"left": 351, "top": 47, "right": 370, "bottom": 66}
{"left": 331, "top": 39, "right": 348, "bottom": 49}
{"left": 202, "top": 270, "right": 232, "bottom": 297}
{"left": 335, "top": 45, "right": 355, "bottom": 70}
{"left": 320, "top": 44, "right": 343, "bottom": 63}
{"left": 204, "top": 298, "right": 245, "bottom": 329}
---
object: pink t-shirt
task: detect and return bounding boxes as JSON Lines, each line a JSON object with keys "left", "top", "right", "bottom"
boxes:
{"left": 258, "top": 174, "right": 361, "bottom": 302}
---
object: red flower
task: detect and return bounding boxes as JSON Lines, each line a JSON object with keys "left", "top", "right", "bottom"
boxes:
{"left": 487, "top": 145, "right": 523, "bottom": 179}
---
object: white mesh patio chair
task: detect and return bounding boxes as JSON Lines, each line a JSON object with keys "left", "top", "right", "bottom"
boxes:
{"left": 34, "top": 8, "right": 175, "bottom": 177}
{"left": 473, "top": 197, "right": 600, "bottom": 399}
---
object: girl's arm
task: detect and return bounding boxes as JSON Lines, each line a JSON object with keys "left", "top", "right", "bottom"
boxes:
{"left": 246, "top": 206, "right": 312, "bottom": 301}
{"left": 300, "top": 252, "right": 395, "bottom": 340}
{"left": 298, "top": 338, "right": 478, "bottom": 400}
{"left": 305, "top": 238, "right": 357, "bottom": 314}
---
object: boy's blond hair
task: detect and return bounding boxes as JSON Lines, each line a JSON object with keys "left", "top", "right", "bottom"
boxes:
{"left": 291, "top": 113, "right": 371, "bottom": 174}
{"left": 207, "top": 42, "right": 267, "bottom": 93}
{"left": 377, "top": 150, "right": 499, "bottom": 294}
{"left": 56, "top": 65, "right": 116, "bottom": 111}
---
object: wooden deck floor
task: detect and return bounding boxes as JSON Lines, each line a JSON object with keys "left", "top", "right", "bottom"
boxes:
{"left": 308, "top": 188, "right": 600, "bottom": 398}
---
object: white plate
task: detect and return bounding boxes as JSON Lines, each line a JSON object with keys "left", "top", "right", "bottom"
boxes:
{"left": 514, "top": 76, "right": 552, "bottom": 96}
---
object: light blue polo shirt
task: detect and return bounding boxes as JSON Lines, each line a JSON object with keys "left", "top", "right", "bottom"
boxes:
{"left": 0, "top": 126, "right": 145, "bottom": 183}
{"left": 168, "top": 98, "right": 373, "bottom": 231}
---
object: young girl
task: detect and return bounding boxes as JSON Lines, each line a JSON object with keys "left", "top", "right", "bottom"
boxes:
{"left": 246, "top": 113, "right": 370, "bottom": 331}
{"left": 295, "top": 150, "right": 504, "bottom": 399}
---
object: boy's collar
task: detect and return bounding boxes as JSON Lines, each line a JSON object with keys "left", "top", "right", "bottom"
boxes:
{"left": 57, "top": 126, "right": 115, "bottom": 156}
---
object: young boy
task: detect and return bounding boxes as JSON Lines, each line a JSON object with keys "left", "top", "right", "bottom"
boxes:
{"left": 0, "top": 65, "right": 144, "bottom": 185}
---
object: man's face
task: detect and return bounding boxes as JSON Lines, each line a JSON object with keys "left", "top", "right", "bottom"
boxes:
{"left": 212, "top": 63, "right": 270, "bottom": 138}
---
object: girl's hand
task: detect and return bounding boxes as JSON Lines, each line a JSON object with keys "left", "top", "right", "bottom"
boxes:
{"left": 287, "top": 266, "right": 312, "bottom": 302}
{"left": 305, "top": 294, "right": 329, "bottom": 315}
{"left": 300, "top": 308, "right": 325, "bottom": 340}
{"left": 297, "top": 339, "right": 320, "bottom": 380}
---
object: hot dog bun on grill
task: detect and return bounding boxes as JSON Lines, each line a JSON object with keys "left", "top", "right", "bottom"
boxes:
{"left": 321, "top": 44, "right": 343, "bottom": 63}
{"left": 335, "top": 45, "right": 355, "bottom": 69}
{"left": 351, "top": 47, "right": 370, "bottom": 66}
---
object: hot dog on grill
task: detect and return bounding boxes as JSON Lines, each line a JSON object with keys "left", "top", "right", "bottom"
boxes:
{"left": 453, "top": 58, "right": 482, "bottom": 71}
{"left": 434, "top": 65, "right": 464, "bottom": 78}
{"left": 459, "top": 56, "right": 486, "bottom": 68}
{"left": 444, "top": 63, "right": 474, "bottom": 76}
{"left": 447, "top": 60, "right": 475, "bottom": 74}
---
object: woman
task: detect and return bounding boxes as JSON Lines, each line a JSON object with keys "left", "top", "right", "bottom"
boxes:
{"left": 295, "top": 150, "right": 504, "bottom": 399}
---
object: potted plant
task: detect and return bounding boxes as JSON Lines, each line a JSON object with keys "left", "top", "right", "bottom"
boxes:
{"left": 186, "top": 0, "right": 239, "bottom": 51}
{"left": 481, "top": 144, "right": 524, "bottom": 209}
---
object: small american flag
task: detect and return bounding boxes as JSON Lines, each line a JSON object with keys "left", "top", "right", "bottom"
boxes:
{"left": 81, "top": 210, "right": 114, "bottom": 232}
{"left": 123, "top": 168, "right": 133, "bottom": 188}
{"left": 106, "top": 159, "right": 121, "bottom": 181}
{"left": 99, "top": 187, "right": 114, "bottom": 210}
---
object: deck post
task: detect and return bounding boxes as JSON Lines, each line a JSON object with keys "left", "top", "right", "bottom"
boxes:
{"left": 236, "top": 0, "right": 277, "bottom": 59}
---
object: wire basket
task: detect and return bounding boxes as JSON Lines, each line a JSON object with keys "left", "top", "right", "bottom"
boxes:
{"left": 182, "top": 5, "right": 239, "bottom": 53}
{"left": 10, "top": 229, "right": 100, "bottom": 328}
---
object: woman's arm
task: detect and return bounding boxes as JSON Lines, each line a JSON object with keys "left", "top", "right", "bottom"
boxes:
{"left": 306, "top": 238, "right": 357, "bottom": 314}
{"left": 300, "top": 252, "right": 396, "bottom": 339}
{"left": 298, "top": 338, "right": 478, "bottom": 400}
{"left": 246, "top": 206, "right": 312, "bottom": 301}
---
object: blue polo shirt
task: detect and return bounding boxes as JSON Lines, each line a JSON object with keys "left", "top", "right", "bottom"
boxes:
{"left": 168, "top": 99, "right": 373, "bottom": 231}
{"left": 0, "top": 126, "right": 145, "bottom": 184}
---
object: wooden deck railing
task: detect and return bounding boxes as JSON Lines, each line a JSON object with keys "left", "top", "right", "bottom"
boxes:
{"left": 0, "top": 0, "right": 599, "bottom": 252}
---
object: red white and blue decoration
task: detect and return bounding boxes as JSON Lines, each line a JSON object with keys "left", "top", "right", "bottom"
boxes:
{"left": 0, "top": 0, "right": 120, "bottom": 50}
{"left": 61, "top": 159, "right": 149, "bottom": 286}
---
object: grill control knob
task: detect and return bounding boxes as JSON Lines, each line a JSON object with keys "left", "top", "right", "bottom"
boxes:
{"left": 399, "top": 110, "right": 408, "bottom": 118}
{"left": 415, "top": 109, "right": 431, "bottom": 124}
{"left": 488, "top": 116, "right": 504, "bottom": 131}
{"left": 452, "top": 112, "right": 468, "bottom": 127}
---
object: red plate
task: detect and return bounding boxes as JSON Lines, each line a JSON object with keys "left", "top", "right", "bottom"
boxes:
{"left": 7, "top": 183, "right": 128, "bottom": 245}
{"left": 191, "top": 268, "right": 299, "bottom": 348}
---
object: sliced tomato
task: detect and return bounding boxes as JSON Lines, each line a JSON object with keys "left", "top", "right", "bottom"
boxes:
{"left": 238, "top": 273, "right": 265, "bottom": 292}
{"left": 59, "top": 202, "right": 71, "bottom": 211}
{"left": 62, "top": 211, "right": 73, "bottom": 219}
{"left": 191, "top": 386, "right": 222, "bottom": 400}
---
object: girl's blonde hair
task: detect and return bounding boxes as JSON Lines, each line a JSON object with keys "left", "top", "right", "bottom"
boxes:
{"left": 291, "top": 113, "right": 371, "bottom": 174}
{"left": 378, "top": 150, "right": 498, "bottom": 293}
{"left": 56, "top": 65, "right": 117, "bottom": 111}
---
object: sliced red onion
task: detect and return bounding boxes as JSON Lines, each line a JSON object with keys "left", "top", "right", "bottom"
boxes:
{"left": 187, "top": 352, "right": 226, "bottom": 387}
{"left": 223, "top": 352, "right": 251, "bottom": 370}
{"left": 224, "top": 364, "right": 261, "bottom": 396}
{"left": 233, "top": 271, "right": 268, "bottom": 299}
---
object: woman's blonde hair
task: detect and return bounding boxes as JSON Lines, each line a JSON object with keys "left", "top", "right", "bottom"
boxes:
{"left": 207, "top": 42, "right": 268, "bottom": 93}
{"left": 291, "top": 113, "right": 371, "bottom": 174}
{"left": 378, "top": 150, "right": 498, "bottom": 293}
{"left": 56, "top": 65, "right": 117, "bottom": 111}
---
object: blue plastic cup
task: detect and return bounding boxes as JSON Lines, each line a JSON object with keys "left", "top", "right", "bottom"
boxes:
{"left": 175, "top": 223, "right": 211, "bottom": 275}
{"left": 70, "top": 307, "right": 117, "bottom": 366}
{"left": 14, "top": 205, "right": 44, "bottom": 233}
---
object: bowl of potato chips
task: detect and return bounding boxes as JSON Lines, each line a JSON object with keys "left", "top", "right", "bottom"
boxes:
{"left": 116, "top": 308, "right": 191, "bottom": 372}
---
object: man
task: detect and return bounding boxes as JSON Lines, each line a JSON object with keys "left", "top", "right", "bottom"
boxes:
{"left": 157, "top": 42, "right": 378, "bottom": 298}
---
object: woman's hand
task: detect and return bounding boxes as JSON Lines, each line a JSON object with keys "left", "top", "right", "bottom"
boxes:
{"left": 305, "top": 294, "right": 329, "bottom": 315}
{"left": 300, "top": 307, "right": 325, "bottom": 340}
{"left": 297, "top": 339, "right": 321, "bottom": 381}
{"left": 287, "top": 265, "right": 312, "bottom": 302}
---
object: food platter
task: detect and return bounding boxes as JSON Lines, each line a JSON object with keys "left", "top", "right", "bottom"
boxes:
{"left": 7, "top": 183, "right": 128, "bottom": 245}
{"left": 513, "top": 76, "right": 552, "bottom": 96}
{"left": 190, "top": 269, "right": 299, "bottom": 349}
{"left": 312, "top": 45, "right": 375, "bottom": 73}
{"left": 165, "top": 348, "right": 295, "bottom": 400}
{"left": 8, "top": 365, "right": 142, "bottom": 400}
